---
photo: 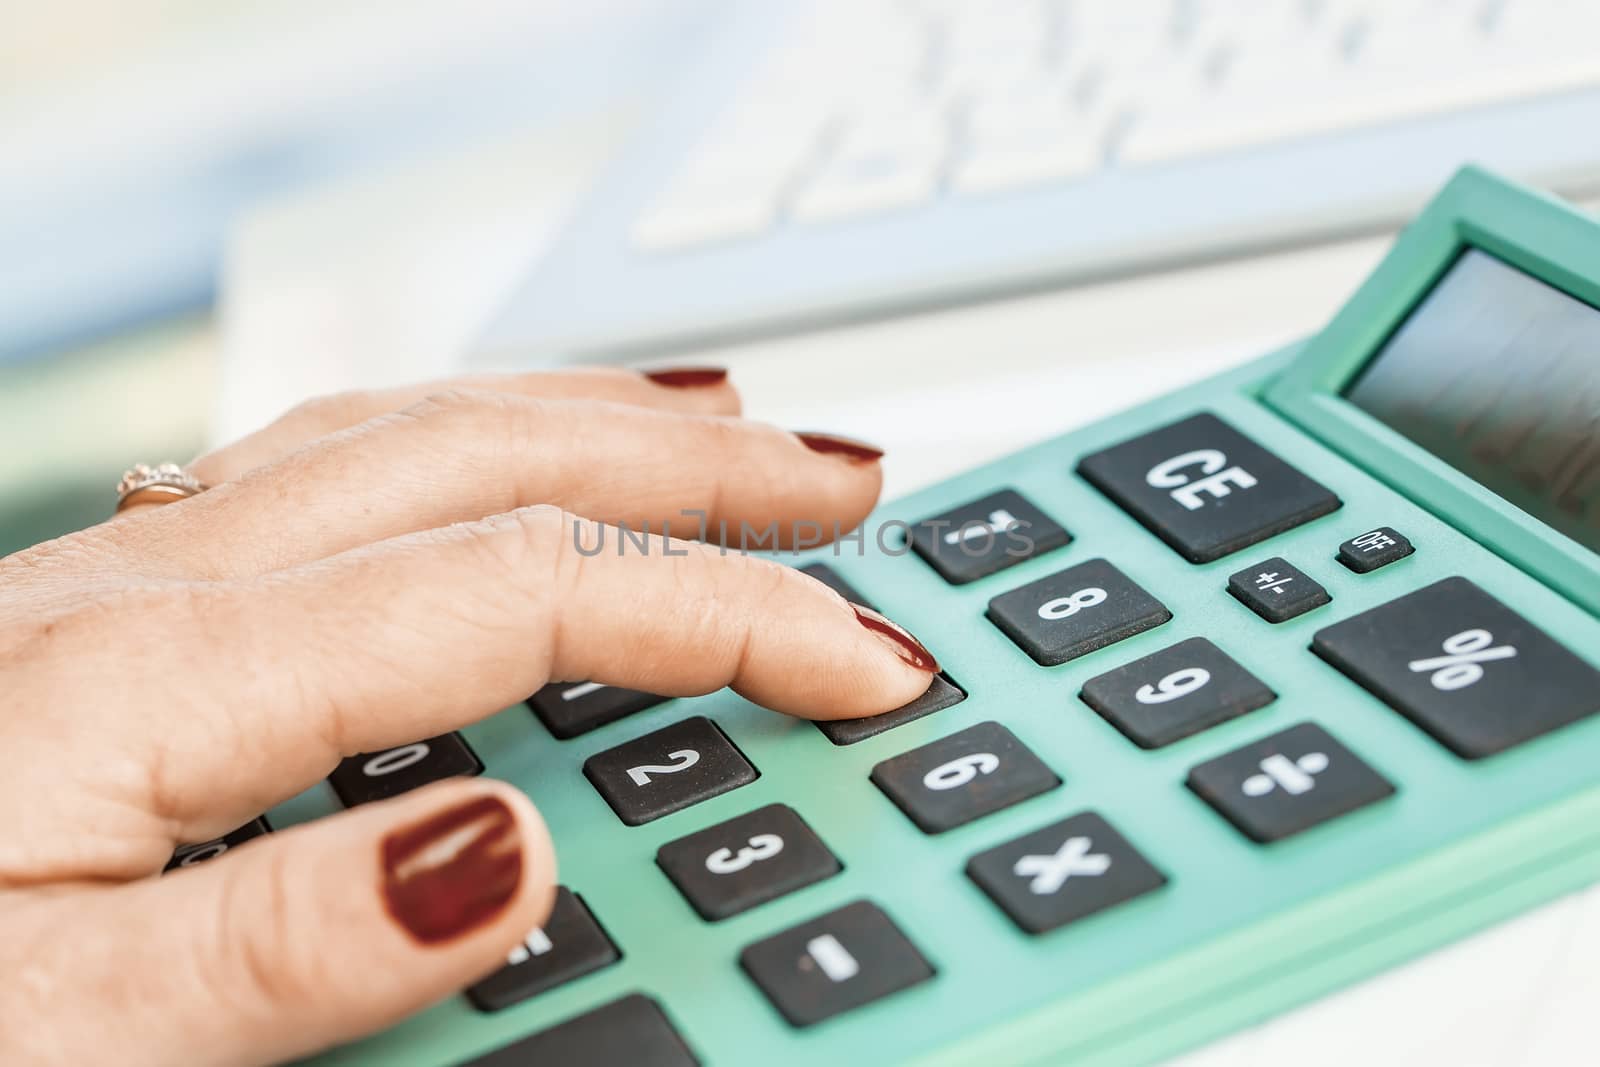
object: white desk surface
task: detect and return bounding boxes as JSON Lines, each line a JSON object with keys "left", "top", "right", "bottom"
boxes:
{"left": 218, "top": 117, "right": 1598, "bottom": 1067}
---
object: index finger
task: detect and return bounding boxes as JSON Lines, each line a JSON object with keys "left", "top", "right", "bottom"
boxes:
{"left": 146, "top": 507, "right": 939, "bottom": 832}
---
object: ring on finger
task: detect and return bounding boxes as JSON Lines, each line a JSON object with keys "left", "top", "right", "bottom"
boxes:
{"left": 115, "top": 463, "right": 210, "bottom": 513}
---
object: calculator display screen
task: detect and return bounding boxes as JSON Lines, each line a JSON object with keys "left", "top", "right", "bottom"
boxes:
{"left": 1344, "top": 248, "right": 1600, "bottom": 555}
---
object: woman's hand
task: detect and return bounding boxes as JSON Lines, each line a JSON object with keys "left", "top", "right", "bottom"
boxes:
{"left": 0, "top": 367, "right": 938, "bottom": 1066}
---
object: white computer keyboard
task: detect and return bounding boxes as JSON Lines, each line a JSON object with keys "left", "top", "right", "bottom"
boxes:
{"left": 633, "top": 0, "right": 1600, "bottom": 251}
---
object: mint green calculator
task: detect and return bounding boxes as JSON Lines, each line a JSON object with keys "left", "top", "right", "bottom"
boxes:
{"left": 249, "top": 168, "right": 1600, "bottom": 1065}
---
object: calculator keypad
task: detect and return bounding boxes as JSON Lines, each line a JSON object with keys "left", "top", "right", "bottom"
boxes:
{"left": 1080, "top": 637, "right": 1276, "bottom": 749}
{"left": 909, "top": 489, "right": 1071, "bottom": 585}
{"left": 462, "top": 994, "right": 698, "bottom": 1066}
{"left": 164, "top": 816, "right": 272, "bottom": 872}
{"left": 1187, "top": 722, "right": 1395, "bottom": 843}
{"left": 657, "top": 804, "right": 841, "bottom": 920}
{"left": 1336, "top": 526, "right": 1415, "bottom": 573}
{"left": 529, "top": 681, "right": 668, "bottom": 740}
{"left": 1226, "top": 556, "right": 1331, "bottom": 623}
{"left": 584, "top": 717, "right": 757, "bottom": 826}
{"left": 739, "top": 900, "right": 934, "bottom": 1027}
{"left": 814, "top": 674, "right": 967, "bottom": 746}
{"left": 986, "top": 558, "right": 1171, "bottom": 666}
{"left": 965, "top": 812, "right": 1166, "bottom": 935}
{"left": 328, "top": 733, "right": 483, "bottom": 807}
{"left": 1312, "top": 577, "right": 1600, "bottom": 758}
{"left": 871, "top": 722, "right": 1059, "bottom": 833}
{"left": 1077, "top": 413, "right": 1342, "bottom": 563}
{"left": 466, "top": 887, "right": 619, "bottom": 1012}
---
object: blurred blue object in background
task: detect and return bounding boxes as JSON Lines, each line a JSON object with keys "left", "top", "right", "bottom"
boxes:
{"left": 0, "top": 0, "right": 712, "bottom": 367}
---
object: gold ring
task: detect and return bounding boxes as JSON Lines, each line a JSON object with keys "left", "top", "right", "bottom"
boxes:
{"left": 115, "top": 463, "right": 209, "bottom": 513}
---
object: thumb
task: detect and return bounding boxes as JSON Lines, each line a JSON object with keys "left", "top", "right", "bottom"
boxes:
{"left": 19, "top": 780, "right": 557, "bottom": 1067}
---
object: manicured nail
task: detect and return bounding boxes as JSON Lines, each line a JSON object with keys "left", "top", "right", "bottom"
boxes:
{"left": 381, "top": 794, "right": 523, "bottom": 945}
{"left": 852, "top": 603, "right": 940, "bottom": 672}
{"left": 796, "top": 432, "right": 885, "bottom": 463}
{"left": 642, "top": 366, "right": 729, "bottom": 388}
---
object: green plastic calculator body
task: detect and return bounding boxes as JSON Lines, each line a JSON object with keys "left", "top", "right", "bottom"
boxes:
{"left": 281, "top": 167, "right": 1600, "bottom": 1066}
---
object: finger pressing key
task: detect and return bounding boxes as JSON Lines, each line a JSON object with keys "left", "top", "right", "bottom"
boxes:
{"left": 120, "top": 507, "right": 937, "bottom": 835}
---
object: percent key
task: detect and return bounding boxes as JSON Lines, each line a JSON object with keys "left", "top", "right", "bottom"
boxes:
{"left": 1312, "top": 577, "right": 1600, "bottom": 758}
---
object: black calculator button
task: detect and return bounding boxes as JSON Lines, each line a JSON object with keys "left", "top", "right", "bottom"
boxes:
{"left": 815, "top": 674, "right": 966, "bottom": 746}
{"left": 1336, "top": 526, "right": 1415, "bottom": 573}
{"left": 1077, "top": 413, "right": 1342, "bottom": 564}
{"left": 466, "top": 887, "right": 619, "bottom": 1012}
{"left": 164, "top": 816, "right": 272, "bottom": 872}
{"left": 986, "top": 558, "right": 1171, "bottom": 666}
{"left": 965, "top": 812, "right": 1166, "bottom": 935}
{"left": 1312, "top": 577, "right": 1600, "bottom": 758}
{"left": 657, "top": 803, "right": 841, "bottom": 920}
{"left": 739, "top": 900, "right": 934, "bottom": 1028}
{"left": 329, "top": 733, "right": 482, "bottom": 807}
{"left": 1187, "top": 722, "right": 1394, "bottom": 842}
{"left": 800, "top": 562, "right": 877, "bottom": 611}
{"left": 584, "top": 717, "right": 757, "bottom": 826}
{"left": 870, "top": 722, "right": 1059, "bottom": 833}
{"left": 461, "top": 993, "right": 698, "bottom": 1066}
{"left": 909, "top": 489, "right": 1071, "bottom": 585}
{"left": 529, "top": 681, "right": 668, "bottom": 740}
{"left": 1081, "top": 637, "right": 1276, "bottom": 749}
{"left": 1226, "top": 557, "right": 1331, "bottom": 623}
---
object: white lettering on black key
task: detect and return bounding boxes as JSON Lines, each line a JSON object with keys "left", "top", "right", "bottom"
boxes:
{"left": 1226, "top": 556, "right": 1332, "bottom": 623}
{"left": 1077, "top": 413, "right": 1342, "bottom": 563}
{"left": 1187, "top": 722, "right": 1395, "bottom": 842}
{"left": 656, "top": 804, "right": 841, "bottom": 920}
{"left": 164, "top": 816, "right": 272, "bottom": 872}
{"left": 528, "top": 681, "right": 668, "bottom": 739}
{"left": 870, "top": 722, "right": 1059, "bottom": 833}
{"left": 1080, "top": 637, "right": 1276, "bottom": 748}
{"left": 739, "top": 900, "right": 934, "bottom": 1027}
{"left": 965, "top": 813, "right": 1166, "bottom": 934}
{"left": 909, "top": 489, "right": 1071, "bottom": 585}
{"left": 460, "top": 994, "right": 698, "bottom": 1066}
{"left": 1336, "top": 526, "right": 1415, "bottom": 573}
{"left": 328, "top": 733, "right": 482, "bottom": 807}
{"left": 584, "top": 717, "right": 757, "bottom": 826}
{"left": 986, "top": 558, "right": 1171, "bottom": 666}
{"left": 1312, "top": 577, "right": 1600, "bottom": 758}
{"left": 465, "top": 887, "right": 619, "bottom": 1012}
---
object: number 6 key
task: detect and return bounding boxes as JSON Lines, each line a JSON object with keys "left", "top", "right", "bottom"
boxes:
{"left": 871, "top": 722, "right": 1060, "bottom": 833}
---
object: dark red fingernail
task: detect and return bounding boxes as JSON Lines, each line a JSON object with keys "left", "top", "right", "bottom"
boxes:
{"left": 852, "top": 603, "right": 939, "bottom": 672}
{"left": 796, "top": 432, "right": 885, "bottom": 463}
{"left": 381, "top": 794, "right": 523, "bottom": 945}
{"left": 642, "top": 366, "right": 729, "bottom": 388}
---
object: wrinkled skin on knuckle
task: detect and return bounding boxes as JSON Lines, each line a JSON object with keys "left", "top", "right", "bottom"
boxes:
{"left": 458, "top": 505, "right": 569, "bottom": 592}
{"left": 397, "top": 389, "right": 554, "bottom": 510}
